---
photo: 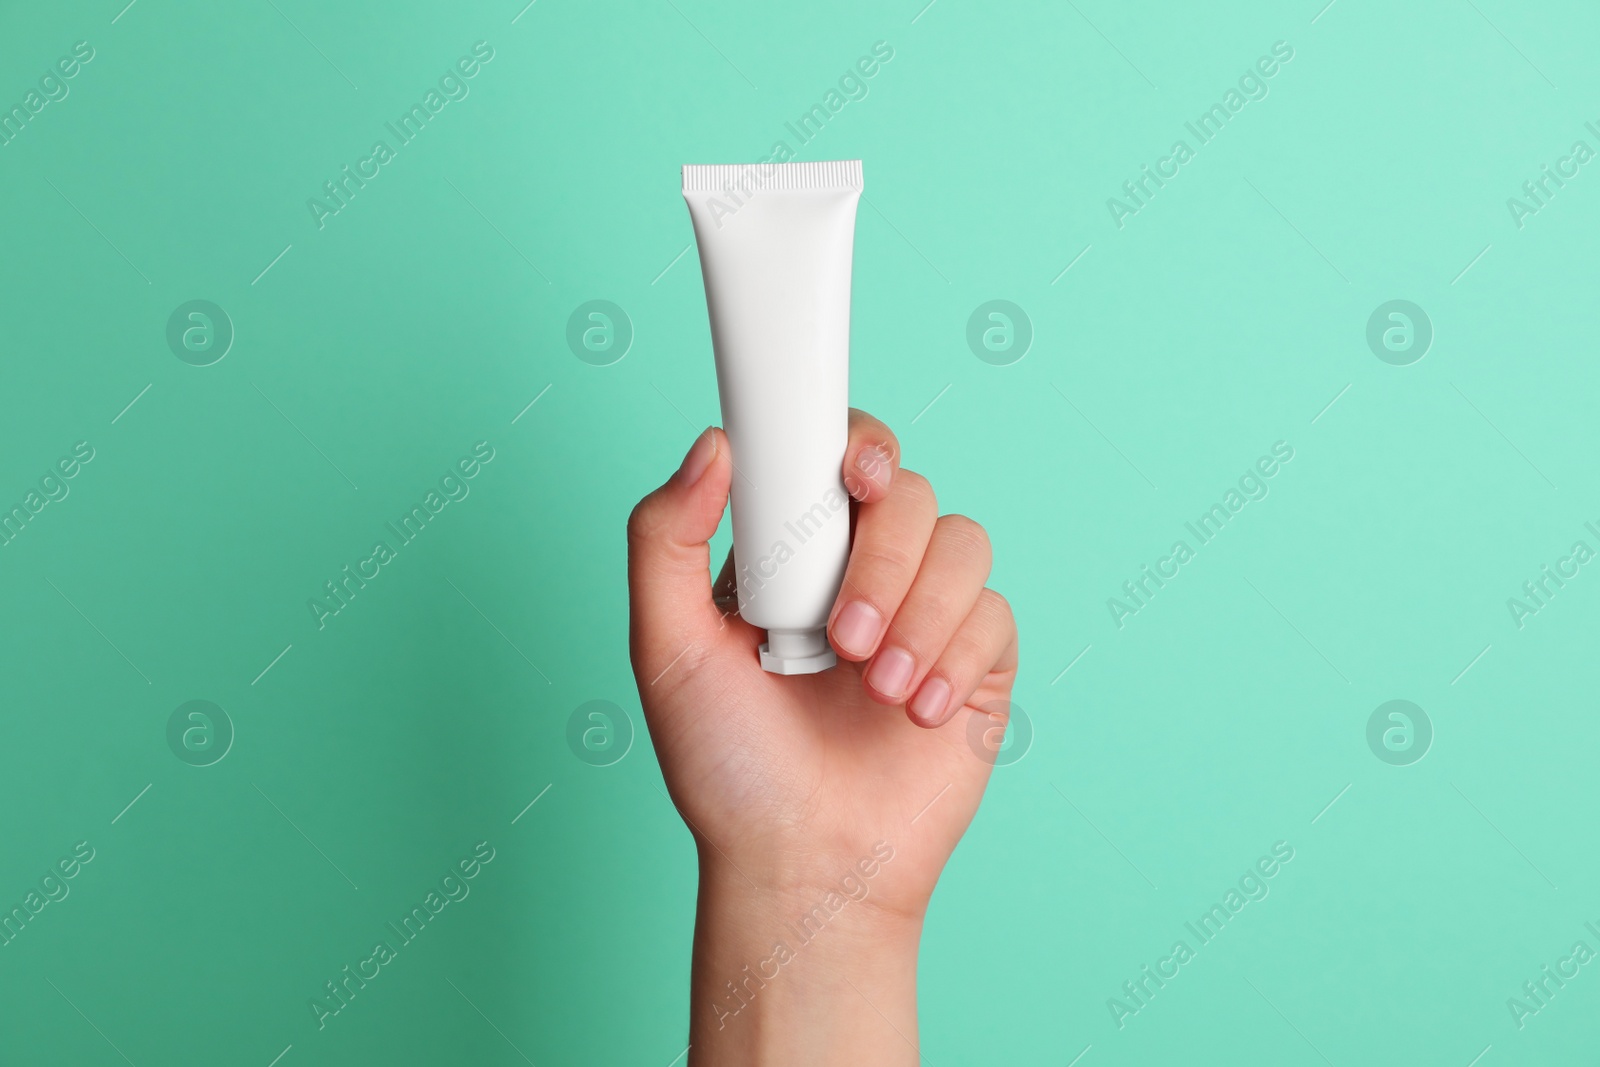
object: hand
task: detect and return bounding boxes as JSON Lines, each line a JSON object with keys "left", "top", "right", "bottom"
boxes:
{"left": 627, "top": 410, "right": 1018, "bottom": 1065}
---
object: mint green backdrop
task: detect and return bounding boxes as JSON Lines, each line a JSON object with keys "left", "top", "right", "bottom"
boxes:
{"left": 2, "top": 0, "right": 1597, "bottom": 1063}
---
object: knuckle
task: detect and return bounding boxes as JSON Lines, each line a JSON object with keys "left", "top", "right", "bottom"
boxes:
{"left": 980, "top": 588, "right": 1015, "bottom": 628}
{"left": 895, "top": 469, "right": 937, "bottom": 517}
{"left": 938, "top": 514, "right": 991, "bottom": 561}
{"left": 626, "top": 494, "right": 663, "bottom": 547}
{"left": 899, "top": 597, "right": 961, "bottom": 645}
{"left": 894, "top": 583, "right": 973, "bottom": 646}
{"left": 850, "top": 542, "right": 921, "bottom": 584}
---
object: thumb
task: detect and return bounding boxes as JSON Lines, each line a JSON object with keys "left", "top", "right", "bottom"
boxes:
{"left": 627, "top": 427, "right": 733, "bottom": 682}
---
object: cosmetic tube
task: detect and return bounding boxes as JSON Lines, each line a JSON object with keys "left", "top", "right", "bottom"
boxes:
{"left": 682, "top": 159, "right": 862, "bottom": 674}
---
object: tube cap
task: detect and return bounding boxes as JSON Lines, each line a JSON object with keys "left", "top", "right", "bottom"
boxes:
{"left": 759, "top": 628, "right": 837, "bottom": 675}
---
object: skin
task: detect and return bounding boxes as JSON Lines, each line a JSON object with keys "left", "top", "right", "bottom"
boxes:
{"left": 627, "top": 410, "right": 1018, "bottom": 1065}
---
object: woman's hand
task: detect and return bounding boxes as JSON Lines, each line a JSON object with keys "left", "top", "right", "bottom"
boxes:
{"left": 627, "top": 410, "right": 1018, "bottom": 1065}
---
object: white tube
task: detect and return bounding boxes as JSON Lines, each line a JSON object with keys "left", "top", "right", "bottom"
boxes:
{"left": 682, "top": 159, "right": 862, "bottom": 675}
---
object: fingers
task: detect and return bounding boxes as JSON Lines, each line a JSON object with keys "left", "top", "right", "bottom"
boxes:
{"left": 860, "top": 514, "right": 992, "bottom": 706}
{"left": 627, "top": 428, "right": 733, "bottom": 681}
{"left": 827, "top": 470, "right": 938, "bottom": 660}
{"left": 906, "top": 589, "right": 1017, "bottom": 728}
{"left": 828, "top": 460, "right": 1010, "bottom": 724}
{"left": 843, "top": 408, "right": 900, "bottom": 503}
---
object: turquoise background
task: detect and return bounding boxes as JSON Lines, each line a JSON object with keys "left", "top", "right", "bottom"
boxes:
{"left": 2, "top": 0, "right": 1597, "bottom": 1063}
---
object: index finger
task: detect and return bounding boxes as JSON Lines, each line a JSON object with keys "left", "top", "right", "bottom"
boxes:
{"left": 843, "top": 408, "right": 901, "bottom": 504}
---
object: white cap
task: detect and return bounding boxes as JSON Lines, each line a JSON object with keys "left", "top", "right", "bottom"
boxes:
{"left": 759, "top": 628, "right": 837, "bottom": 675}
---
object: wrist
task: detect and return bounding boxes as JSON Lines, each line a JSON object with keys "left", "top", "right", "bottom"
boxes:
{"left": 698, "top": 832, "right": 924, "bottom": 913}
{"left": 688, "top": 855, "right": 924, "bottom": 1066}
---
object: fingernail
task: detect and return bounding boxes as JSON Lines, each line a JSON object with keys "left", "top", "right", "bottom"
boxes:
{"left": 675, "top": 429, "right": 716, "bottom": 486}
{"left": 909, "top": 676, "right": 951, "bottom": 723}
{"left": 848, "top": 444, "right": 892, "bottom": 499}
{"left": 866, "top": 647, "right": 916, "bottom": 700}
{"left": 831, "top": 600, "right": 884, "bottom": 656}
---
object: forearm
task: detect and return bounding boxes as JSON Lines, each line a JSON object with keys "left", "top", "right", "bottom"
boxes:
{"left": 687, "top": 858, "right": 924, "bottom": 1066}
